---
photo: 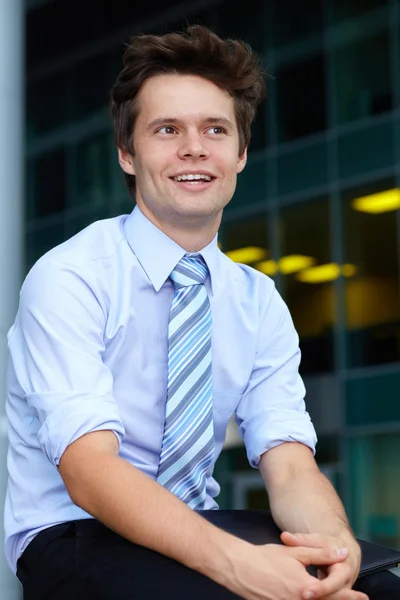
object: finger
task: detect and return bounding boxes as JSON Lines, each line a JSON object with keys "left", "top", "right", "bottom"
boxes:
{"left": 295, "top": 546, "right": 349, "bottom": 566}
{"left": 304, "top": 591, "right": 368, "bottom": 600}
{"left": 282, "top": 531, "right": 330, "bottom": 548}
{"left": 302, "top": 563, "right": 350, "bottom": 597}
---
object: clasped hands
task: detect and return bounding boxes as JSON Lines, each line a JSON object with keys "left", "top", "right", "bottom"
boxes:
{"left": 280, "top": 531, "right": 366, "bottom": 600}
{"left": 231, "top": 531, "right": 369, "bottom": 600}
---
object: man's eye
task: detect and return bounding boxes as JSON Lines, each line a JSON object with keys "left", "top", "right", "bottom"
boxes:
{"left": 207, "top": 127, "right": 225, "bottom": 135}
{"left": 158, "top": 126, "right": 176, "bottom": 134}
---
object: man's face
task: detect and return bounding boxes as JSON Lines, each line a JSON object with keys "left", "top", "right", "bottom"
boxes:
{"left": 118, "top": 74, "right": 247, "bottom": 232}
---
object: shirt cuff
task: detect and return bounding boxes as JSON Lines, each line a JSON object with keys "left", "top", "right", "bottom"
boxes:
{"left": 28, "top": 392, "right": 125, "bottom": 466}
{"left": 240, "top": 409, "right": 318, "bottom": 468}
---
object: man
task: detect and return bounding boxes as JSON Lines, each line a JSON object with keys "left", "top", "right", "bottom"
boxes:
{"left": 4, "top": 25, "right": 367, "bottom": 600}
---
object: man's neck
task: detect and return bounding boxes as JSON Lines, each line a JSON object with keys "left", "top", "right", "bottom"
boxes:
{"left": 138, "top": 205, "right": 220, "bottom": 252}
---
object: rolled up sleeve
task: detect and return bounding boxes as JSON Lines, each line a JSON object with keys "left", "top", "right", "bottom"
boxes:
{"left": 8, "top": 260, "right": 125, "bottom": 466}
{"left": 235, "top": 286, "right": 317, "bottom": 468}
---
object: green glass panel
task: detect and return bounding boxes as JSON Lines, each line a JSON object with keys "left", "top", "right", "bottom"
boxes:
{"left": 338, "top": 121, "right": 394, "bottom": 179}
{"left": 348, "top": 434, "right": 400, "bottom": 546}
{"left": 346, "top": 372, "right": 400, "bottom": 426}
{"left": 73, "top": 133, "right": 113, "bottom": 208}
{"left": 334, "top": 31, "right": 392, "bottom": 126}
{"left": 229, "top": 158, "right": 268, "bottom": 210}
{"left": 277, "top": 140, "right": 328, "bottom": 196}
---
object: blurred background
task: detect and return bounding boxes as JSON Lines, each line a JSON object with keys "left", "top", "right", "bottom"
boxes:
{"left": 2, "top": 0, "right": 400, "bottom": 596}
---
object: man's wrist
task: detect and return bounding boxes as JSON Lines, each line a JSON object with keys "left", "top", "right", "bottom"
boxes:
{"left": 193, "top": 527, "right": 249, "bottom": 591}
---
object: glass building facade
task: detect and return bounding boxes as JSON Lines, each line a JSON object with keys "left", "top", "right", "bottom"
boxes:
{"left": 24, "top": 0, "right": 400, "bottom": 548}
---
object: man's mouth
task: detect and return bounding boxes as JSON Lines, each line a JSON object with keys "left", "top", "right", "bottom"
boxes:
{"left": 170, "top": 173, "right": 215, "bottom": 186}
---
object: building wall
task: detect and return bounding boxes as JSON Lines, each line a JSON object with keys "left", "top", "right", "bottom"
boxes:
{"left": 2, "top": 1, "right": 400, "bottom": 586}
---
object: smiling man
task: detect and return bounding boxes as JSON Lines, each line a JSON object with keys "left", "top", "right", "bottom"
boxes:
{"left": 4, "top": 26, "right": 368, "bottom": 600}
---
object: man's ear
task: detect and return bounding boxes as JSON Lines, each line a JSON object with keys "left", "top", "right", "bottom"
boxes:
{"left": 237, "top": 147, "right": 247, "bottom": 174}
{"left": 117, "top": 147, "right": 135, "bottom": 176}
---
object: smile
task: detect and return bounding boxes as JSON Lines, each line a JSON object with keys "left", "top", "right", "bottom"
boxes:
{"left": 172, "top": 173, "right": 213, "bottom": 182}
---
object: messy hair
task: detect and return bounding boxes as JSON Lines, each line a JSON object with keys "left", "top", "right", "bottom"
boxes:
{"left": 110, "top": 25, "right": 266, "bottom": 198}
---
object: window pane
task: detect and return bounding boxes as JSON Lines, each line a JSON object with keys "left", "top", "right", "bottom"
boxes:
{"left": 250, "top": 98, "right": 268, "bottom": 153}
{"left": 270, "top": 0, "right": 323, "bottom": 46}
{"left": 349, "top": 434, "right": 400, "bottom": 547}
{"left": 229, "top": 159, "right": 268, "bottom": 210}
{"left": 25, "top": 222, "right": 66, "bottom": 270}
{"left": 73, "top": 133, "right": 112, "bottom": 208}
{"left": 333, "top": 0, "right": 388, "bottom": 23}
{"left": 279, "top": 199, "right": 335, "bottom": 375}
{"left": 277, "top": 139, "right": 328, "bottom": 196}
{"left": 27, "top": 72, "right": 68, "bottom": 139}
{"left": 346, "top": 372, "right": 400, "bottom": 427}
{"left": 214, "top": 0, "right": 266, "bottom": 54}
{"left": 334, "top": 31, "right": 392, "bottom": 125}
{"left": 219, "top": 213, "right": 269, "bottom": 272}
{"left": 338, "top": 120, "right": 395, "bottom": 179}
{"left": 276, "top": 54, "right": 327, "bottom": 142}
{"left": 342, "top": 179, "right": 400, "bottom": 367}
{"left": 31, "top": 149, "right": 67, "bottom": 218}
{"left": 71, "top": 53, "right": 115, "bottom": 120}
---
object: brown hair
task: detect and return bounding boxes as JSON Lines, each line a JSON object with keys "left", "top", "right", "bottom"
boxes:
{"left": 110, "top": 25, "right": 266, "bottom": 198}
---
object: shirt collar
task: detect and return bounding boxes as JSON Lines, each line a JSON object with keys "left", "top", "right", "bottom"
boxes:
{"left": 123, "top": 206, "right": 220, "bottom": 295}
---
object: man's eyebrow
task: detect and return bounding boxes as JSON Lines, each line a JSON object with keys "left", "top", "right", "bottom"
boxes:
{"left": 146, "top": 117, "right": 235, "bottom": 132}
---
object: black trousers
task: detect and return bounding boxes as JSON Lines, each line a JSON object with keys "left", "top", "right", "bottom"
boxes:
{"left": 17, "top": 517, "right": 400, "bottom": 600}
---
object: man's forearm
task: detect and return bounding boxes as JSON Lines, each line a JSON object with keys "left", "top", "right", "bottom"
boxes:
{"left": 268, "top": 466, "right": 355, "bottom": 543}
{"left": 259, "top": 443, "right": 356, "bottom": 546}
{"left": 59, "top": 432, "right": 241, "bottom": 587}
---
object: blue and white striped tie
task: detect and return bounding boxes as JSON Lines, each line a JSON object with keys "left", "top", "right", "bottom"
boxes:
{"left": 156, "top": 254, "right": 214, "bottom": 509}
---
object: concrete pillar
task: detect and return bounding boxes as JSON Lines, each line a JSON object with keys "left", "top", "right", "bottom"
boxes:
{"left": 0, "top": 0, "right": 24, "bottom": 597}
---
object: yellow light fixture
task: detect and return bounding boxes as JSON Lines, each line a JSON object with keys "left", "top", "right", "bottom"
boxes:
{"left": 278, "top": 254, "right": 316, "bottom": 275}
{"left": 296, "top": 263, "right": 357, "bottom": 283}
{"left": 342, "top": 263, "right": 358, "bottom": 277}
{"left": 225, "top": 246, "right": 268, "bottom": 264}
{"left": 255, "top": 260, "right": 278, "bottom": 276}
{"left": 351, "top": 188, "right": 400, "bottom": 214}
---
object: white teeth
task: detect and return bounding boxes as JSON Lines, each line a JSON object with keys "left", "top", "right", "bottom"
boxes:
{"left": 174, "top": 174, "right": 212, "bottom": 182}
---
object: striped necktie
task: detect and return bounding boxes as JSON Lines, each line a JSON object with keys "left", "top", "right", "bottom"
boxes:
{"left": 156, "top": 254, "right": 215, "bottom": 509}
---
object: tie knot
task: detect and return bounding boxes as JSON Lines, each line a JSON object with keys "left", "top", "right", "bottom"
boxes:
{"left": 170, "top": 254, "right": 208, "bottom": 289}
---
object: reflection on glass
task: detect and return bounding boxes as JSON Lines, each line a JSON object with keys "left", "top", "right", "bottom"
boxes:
{"left": 32, "top": 149, "right": 67, "bottom": 218}
{"left": 334, "top": 31, "right": 392, "bottom": 125}
{"left": 276, "top": 54, "right": 327, "bottom": 142}
{"left": 280, "top": 199, "right": 335, "bottom": 374}
{"left": 342, "top": 179, "right": 400, "bottom": 367}
{"left": 74, "top": 133, "right": 112, "bottom": 208}
{"left": 349, "top": 434, "right": 400, "bottom": 548}
{"left": 220, "top": 213, "right": 269, "bottom": 269}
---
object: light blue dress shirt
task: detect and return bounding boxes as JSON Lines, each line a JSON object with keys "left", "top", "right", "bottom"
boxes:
{"left": 4, "top": 206, "right": 317, "bottom": 573}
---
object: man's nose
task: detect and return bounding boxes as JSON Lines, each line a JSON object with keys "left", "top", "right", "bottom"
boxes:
{"left": 178, "top": 132, "right": 209, "bottom": 160}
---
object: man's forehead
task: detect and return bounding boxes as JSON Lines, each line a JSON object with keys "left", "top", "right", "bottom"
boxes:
{"left": 138, "top": 74, "right": 233, "bottom": 105}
